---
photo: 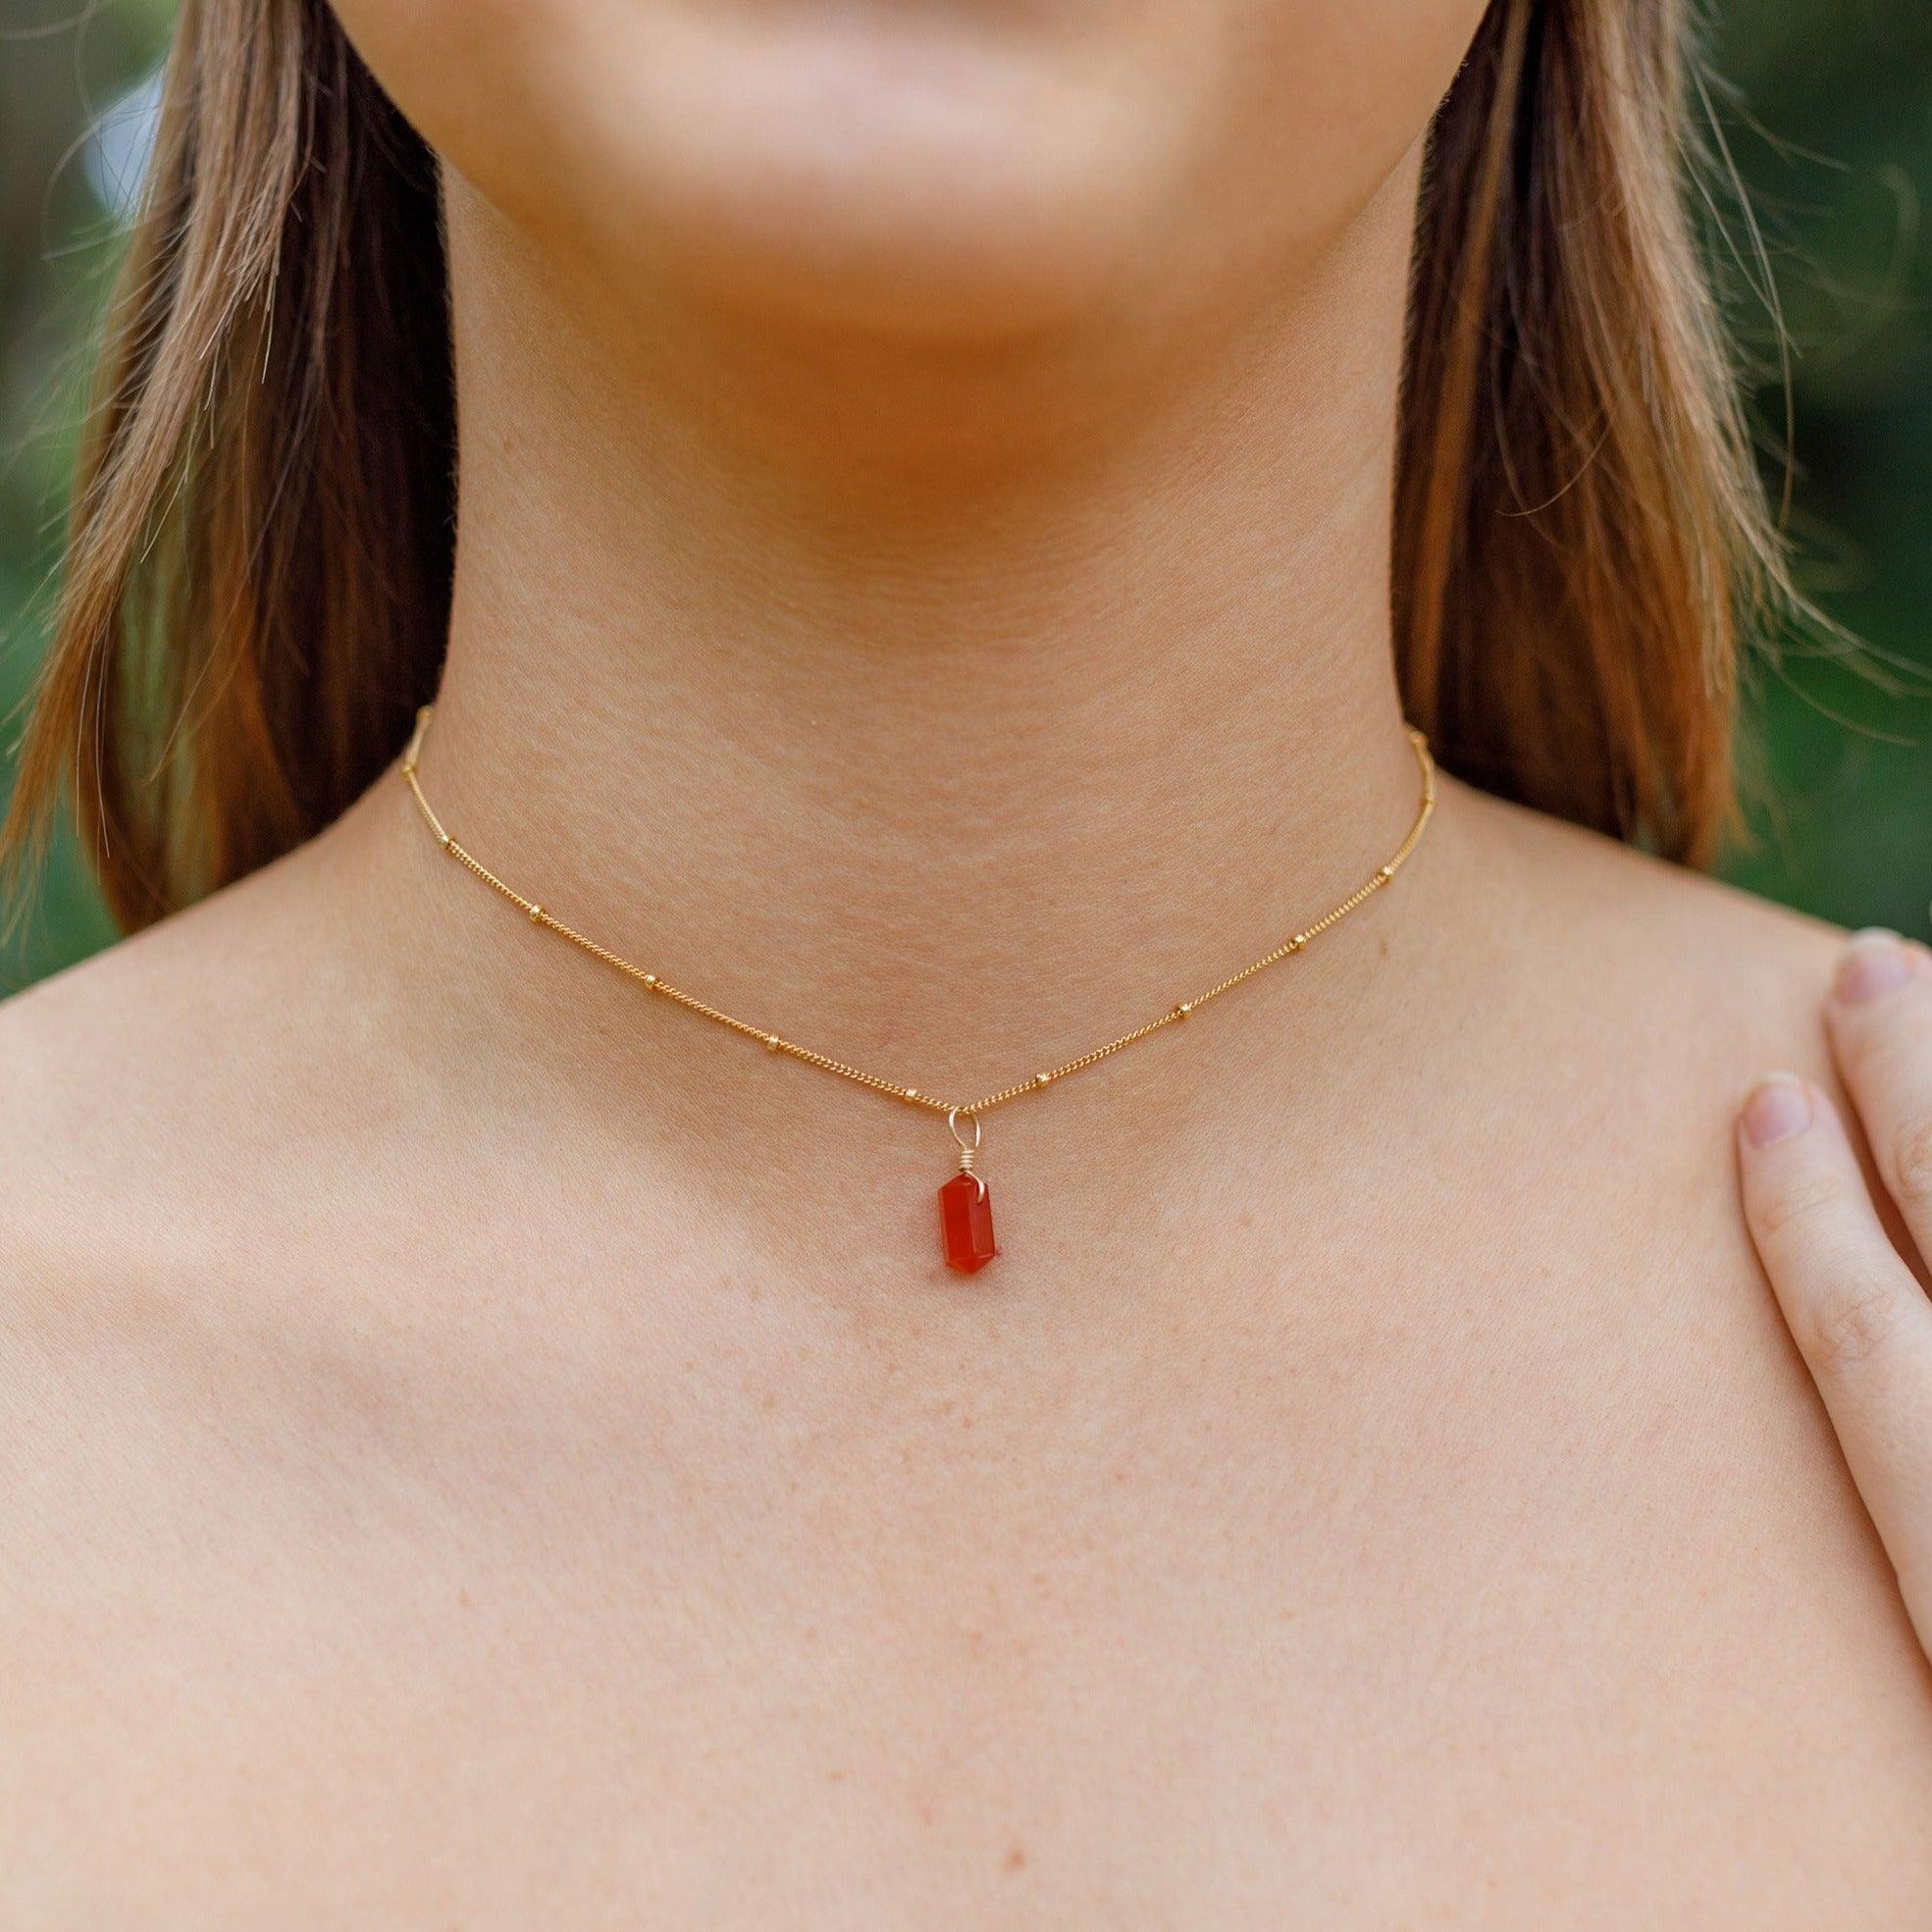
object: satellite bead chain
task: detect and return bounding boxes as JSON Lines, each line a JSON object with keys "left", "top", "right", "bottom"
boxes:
{"left": 399, "top": 705, "right": 1436, "bottom": 1275}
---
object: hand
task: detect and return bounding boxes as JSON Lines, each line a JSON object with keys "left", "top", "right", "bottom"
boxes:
{"left": 1737, "top": 929, "right": 1932, "bottom": 1657}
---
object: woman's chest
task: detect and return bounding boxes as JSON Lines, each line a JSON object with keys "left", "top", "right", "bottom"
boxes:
{"left": 10, "top": 1338, "right": 1932, "bottom": 1932}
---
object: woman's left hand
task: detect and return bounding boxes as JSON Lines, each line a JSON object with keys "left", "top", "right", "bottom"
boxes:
{"left": 1737, "top": 928, "right": 1932, "bottom": 1658}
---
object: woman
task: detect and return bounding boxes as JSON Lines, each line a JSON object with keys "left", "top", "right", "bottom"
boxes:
{"left": 2, "top": 0, "right": 1929, "bottom": 1919}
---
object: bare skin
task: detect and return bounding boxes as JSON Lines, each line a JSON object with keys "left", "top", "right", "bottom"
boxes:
{"left": 4, "top": 0, "right": 1931, "bottom": 1921}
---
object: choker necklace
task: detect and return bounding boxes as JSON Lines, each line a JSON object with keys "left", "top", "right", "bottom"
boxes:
{"left": 401, "top": 707, "right": 1436, "bottom": 1276}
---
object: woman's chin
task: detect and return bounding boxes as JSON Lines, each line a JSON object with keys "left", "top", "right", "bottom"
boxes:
{"left": 604, "top": 178, "right": 1162, "bottom": 344}
{"left": 562, "top": 9, "right": 1204, "bottom": 341}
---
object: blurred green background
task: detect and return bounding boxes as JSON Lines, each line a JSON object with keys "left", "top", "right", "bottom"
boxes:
{"left": 1, "top": 0, "right": 1928, "bottom": 994}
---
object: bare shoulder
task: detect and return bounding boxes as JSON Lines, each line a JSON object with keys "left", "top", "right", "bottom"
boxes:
{"left": 0, "top": 861, "right": 371, "bottom": 1269}
{"left": 0, "top": 840, "right": 424, "bottom": 1526}
{"left": 0, "top": 905, "right": 232, "bottom": 1287}
{"left": 1433, "top": 784, "right": 1869, "bottom": 1427}
{"left": 1493, "top": 773, "right": 1844, "bottom": 958}
{"left": 0, "top": 892, "right": 264, "bottom": 1612}
{"left": 1397, "top": 787, "right": 1932, "bottom": 1888}
{"left": 1450, "top": 778, "right": 1848, "bottom": 1080}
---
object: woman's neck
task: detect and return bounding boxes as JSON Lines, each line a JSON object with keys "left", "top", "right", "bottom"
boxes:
{"left": 395, "top": 161, "right": 1437, "bottom": 1109}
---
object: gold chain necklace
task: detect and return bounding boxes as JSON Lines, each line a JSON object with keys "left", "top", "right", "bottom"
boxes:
{"left": 400, "top": 706, "right": 1436, "bottom": 1274}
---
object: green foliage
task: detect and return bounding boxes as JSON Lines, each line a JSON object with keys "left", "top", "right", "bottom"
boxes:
{"left": 1709, "top": 1, "right": 1932, "bottom": 933}
{"left": 0, "top": 0, "right": 1926, "bottom": 995}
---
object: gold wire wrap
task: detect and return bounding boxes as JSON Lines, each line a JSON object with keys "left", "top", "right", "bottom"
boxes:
{"left": 947, "top": 1107, "right": 987, "bottom": 1201}
{"left": 399, "top": 705, "right": 1436, "bottom": 1121}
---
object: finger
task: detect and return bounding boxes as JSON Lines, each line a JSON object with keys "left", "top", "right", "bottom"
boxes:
{"left": 1824, "top": 929, "right": 1932, "bottom": 1269}
{"left": 1738, "top": 1072, "right": 1932, "bottom": 1646}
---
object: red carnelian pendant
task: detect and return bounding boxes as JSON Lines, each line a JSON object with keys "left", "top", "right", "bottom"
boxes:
{"left": 939, "top": 1171, "right": 996, "bottom": 1274}
{"left": 940, "top": 1108, "right": 996, "bottom": 1274}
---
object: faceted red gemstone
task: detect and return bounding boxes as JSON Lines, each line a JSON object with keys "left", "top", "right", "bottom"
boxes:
{"left": 938, "top": 1172, "right": 996, "bottom": 1274}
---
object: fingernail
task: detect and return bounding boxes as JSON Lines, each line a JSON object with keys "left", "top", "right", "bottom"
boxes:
{"left": 1742, "top": 1074, "right": 1812, "bottom": 1149}
{"left": 1834, "top": 930, "right": 1913, "bottom": 1006}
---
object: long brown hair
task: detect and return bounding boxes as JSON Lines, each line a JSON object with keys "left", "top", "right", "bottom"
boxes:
{"left": 7, "top": 0, "right": 1782, "bottom": 928}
